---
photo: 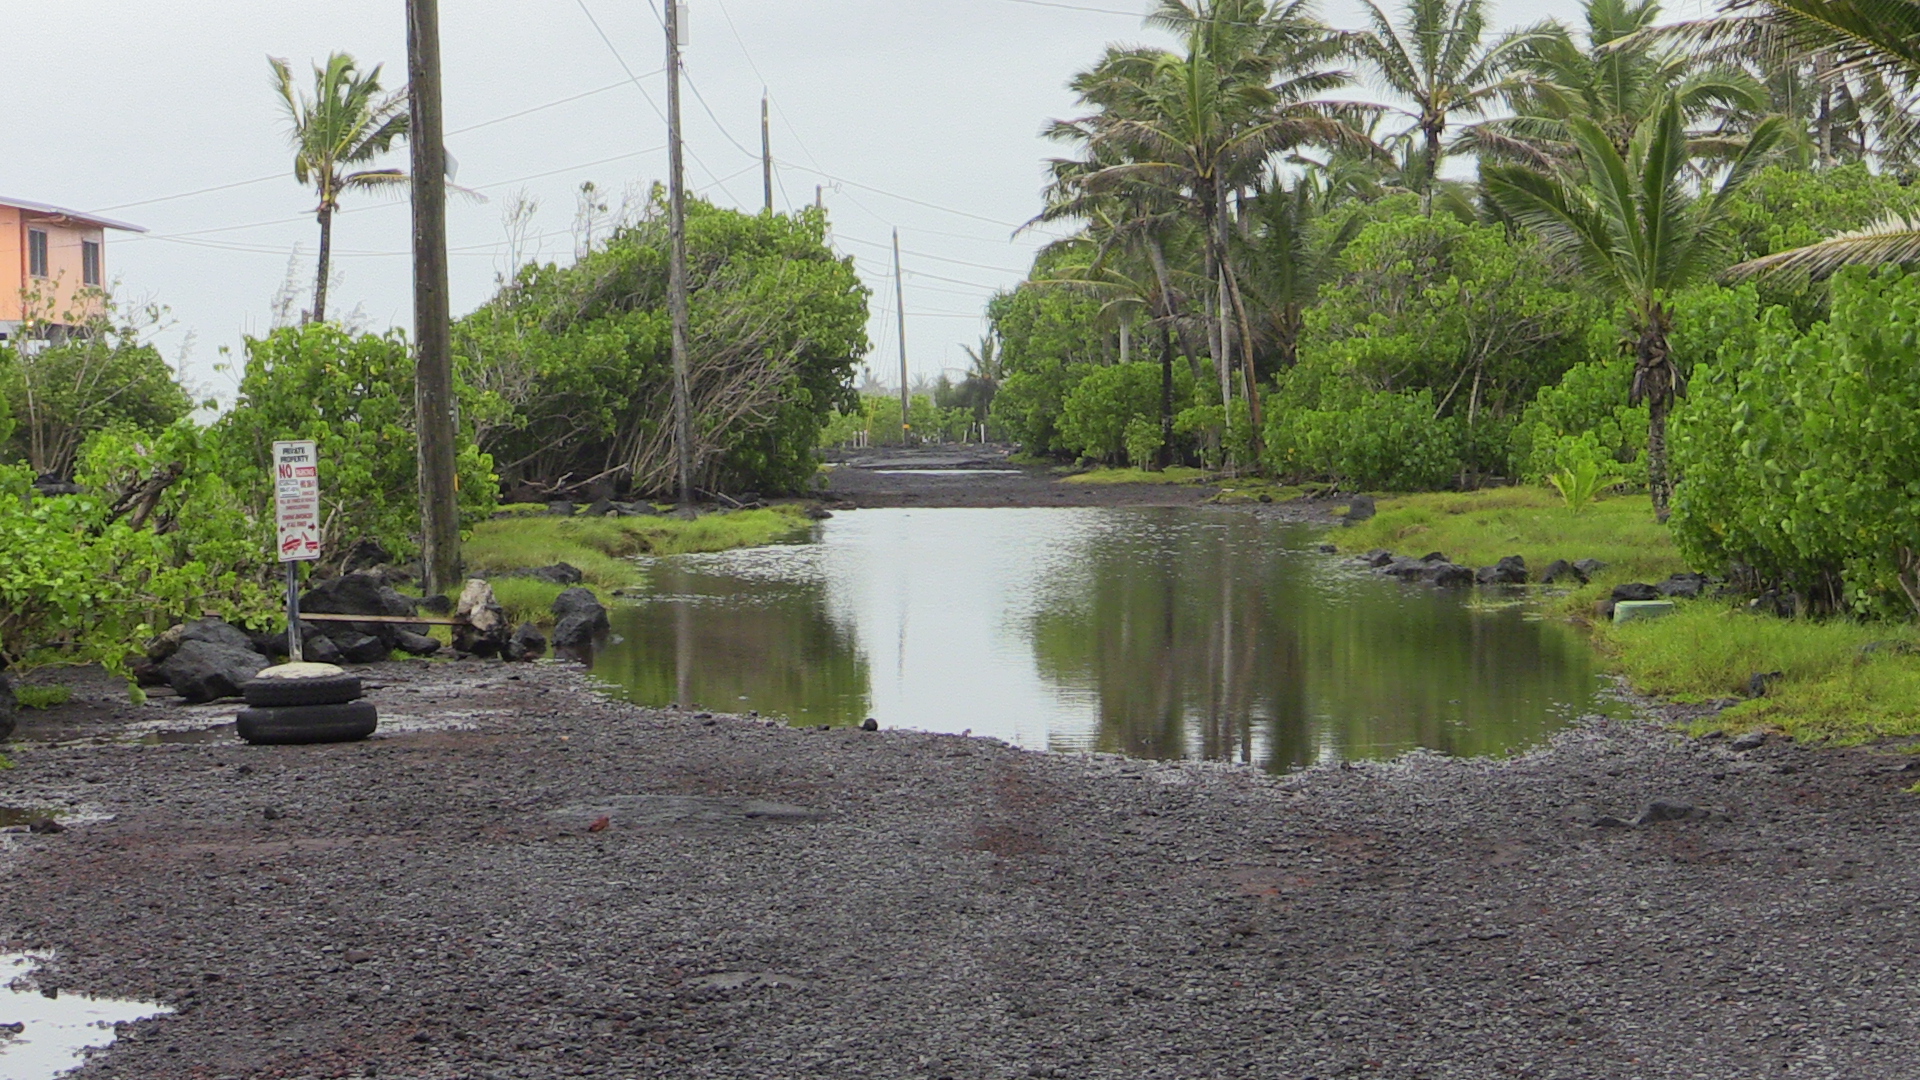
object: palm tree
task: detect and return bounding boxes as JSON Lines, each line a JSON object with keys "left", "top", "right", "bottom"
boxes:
{"left": 1700, "top": 0, "right": 1920, "bottom": 276}
{"left": 270, "top": 52, "right": 409, "bottom": 324}
{"left": 1485, "top": 98, "right": 1784, "bottom": 520}
{"left": 1047, "top": 0, "right": 1362, "bottom": 443}
{"left": 1343, "top": 0, "right": 1549, "bottom": 195}
{"left": 1240, "top": 177, "right": 1365, "bottom": 369}
{"left": 1465, "top": 0, "right": 1766, "bottom": 169}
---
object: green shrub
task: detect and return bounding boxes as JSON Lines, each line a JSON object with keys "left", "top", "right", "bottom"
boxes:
{"left": 211, "top": 323, "right": 496, "bottom": 564}
{"left": 1058, "top": 362, "right": 1184, "bottom": 464}
{"left": 1123, "top": 417, "right": 1162, "bottom": 468}
{"left": 1672, "top": 268, "right": 1920, "bottom": 618}
{"left": 1266, "top": 386, "right": 1461, "bottom": 490}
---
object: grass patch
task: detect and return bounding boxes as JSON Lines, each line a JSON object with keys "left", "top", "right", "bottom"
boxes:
{"left": 493, "top": 502, "right": 552, "bottom": 517}
{"left": 465, "top": 505, "right": 817, "bottom": 591}
{"left": 1596, "top": 602, "right": 1920, "bottom": 744}
{"left": 1209, "top": 480, "right": 1302, "bottom": 504}
{"left": 1061, "top": 465, "right": 1213, "bottom": 485}
{"left": 14, "top": 684, "right": 70, "bottom": 710}
{"left": 1334, "top": 487, "right": 1685, "bottom": 582}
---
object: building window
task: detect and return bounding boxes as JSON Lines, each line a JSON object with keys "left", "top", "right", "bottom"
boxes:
{"left": 82, "top": 240, "right": 101, "bottom": 286}
{"left": 28, "top": 229, "right": 48, "bottom": 278}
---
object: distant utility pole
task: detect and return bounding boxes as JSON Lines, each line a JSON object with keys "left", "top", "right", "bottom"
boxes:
{"left": 407, "top": 0, "right": 460, "bottom": 594}
{"left": 893, "top": 228, "right": 910, "bottom": 446}
{"left": 761, "top": 92, "right": 773, "bottom": 215}
{"left": 665, "top": 0, "right": 694, "bottom": 506}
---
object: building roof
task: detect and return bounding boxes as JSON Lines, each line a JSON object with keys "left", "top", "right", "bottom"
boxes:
{"left": 0, "top": 195, "right": 146, "bottom": 233}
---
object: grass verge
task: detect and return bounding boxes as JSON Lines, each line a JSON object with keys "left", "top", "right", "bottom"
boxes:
{"left": 463, "top": 505, "right": 817, "bottom": 625}
{"left": 1060, "top": 465, "right": 1213, "bottom": 485}
{"left": 1333, "top": 487, "right": 1686, "bottom": 582}
{"left": 1594, "top": 603, "right": 1920, "bottom": 744}
{"left": 14, "top": 684, "right": 71, "bottom": 709}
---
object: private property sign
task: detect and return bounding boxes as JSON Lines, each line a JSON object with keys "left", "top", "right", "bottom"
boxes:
{"left": 272, "top": 440, "right": 322, "bottom": 562}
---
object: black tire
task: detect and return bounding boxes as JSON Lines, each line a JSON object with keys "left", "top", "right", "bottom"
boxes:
{"left": 243, "top": 673, "right": 362, "bottom": 708}
{"left": 236, "top": 700, "right": 378, "bottom": 745}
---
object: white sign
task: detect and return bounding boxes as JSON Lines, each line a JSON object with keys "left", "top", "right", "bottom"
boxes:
{"left": 272, "top": 440, "right": 322, "bottom": 563}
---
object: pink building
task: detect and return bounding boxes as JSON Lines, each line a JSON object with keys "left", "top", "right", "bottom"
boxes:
{"left": 0, "top": 195, "right": 146, "bottom": 345}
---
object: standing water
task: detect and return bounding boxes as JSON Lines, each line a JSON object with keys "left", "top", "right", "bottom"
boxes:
{"left": 0, "top": 954, "right": 168, "bottom": 1077}
{"left": 592, "top": 507, "right": 1623, "bottom": 770}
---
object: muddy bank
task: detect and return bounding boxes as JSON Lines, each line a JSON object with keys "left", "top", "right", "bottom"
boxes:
{"left": 822, "top": 446, "right": 1338, "bottom": 519}
{"left": 3, "top": 658, "right": 1919, "bottom": 1079}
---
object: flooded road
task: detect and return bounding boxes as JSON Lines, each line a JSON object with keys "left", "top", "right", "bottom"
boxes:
{"left": 592, "top": 507, "right": 1623, "bottom": 769}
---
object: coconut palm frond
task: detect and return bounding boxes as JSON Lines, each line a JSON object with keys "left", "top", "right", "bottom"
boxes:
{"left": 1726, "top": 214, "right": 1920, "bottom": 278}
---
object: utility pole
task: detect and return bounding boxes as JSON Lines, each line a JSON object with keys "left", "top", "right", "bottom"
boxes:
{"left": 761, "top": 92, "right": 773, "bottom": 215}
{"left": 893, "top": 227, "right": 910, "bottom": 447}
{"left": 666, "top": 0, "right": 694, "bottom": 506}
{"left": 407, "top": 0, "right": 460, "bottom": 595}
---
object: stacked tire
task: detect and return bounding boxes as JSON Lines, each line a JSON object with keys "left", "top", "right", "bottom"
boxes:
{"left": 237, "top": 662, "right": 378, "bottom": 745}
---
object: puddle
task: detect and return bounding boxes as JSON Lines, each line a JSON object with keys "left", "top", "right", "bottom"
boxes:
{"left": 868, "top": 468, "right": 1023, "bottom": 476}
{"left": 134, "top": 724, "right": 237, "bottom": 746}
{"left": 0, "top": 809, "right": 50, "bottom": 829}
{"left": 0, "top": 954, "right": 169, "bottom": 1078}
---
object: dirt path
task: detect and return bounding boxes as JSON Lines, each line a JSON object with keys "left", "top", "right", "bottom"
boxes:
{"left": 823, "top": 445, "right": 1229, "bottom": 509}
{"left": 4, "top": 660, "right": 1918, "bottom": 1079}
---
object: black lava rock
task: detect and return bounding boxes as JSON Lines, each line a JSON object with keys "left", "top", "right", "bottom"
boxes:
{"left": 393, "top": 631, "right": 442, "bottom": 657}
{"left": 301, "top": 631, "right": 344, "bottom": 666}
{"left": 323, "top": 630, "right": 390, "bottom": 665}
{"left": 1362, "top": 549, "right": 1396, "bottom": 568}
{"left": 519, "top": 563, "right": 584, "bottom": 586}
{"left": 1345, "top": 495, "right": 1376, "bottom": 523}
{"left": 1424, "top": 563, "right": 1475, "bottom": 588}
{"left": 1572, "top": 558, "right": 1608, "bottom": 577}
{"left": 547, "top": 501, "right": 576, "bottom": 517}
{"left": 1746, "top": 670, "right": 1784, "bottom": 698}
{"left": 1658, "top": 573, "right": 1709, "bottom": 599}
{"left": 1418, "top": 551, "right": 1449, "bottom": 564}
{"left": 160, "top": 640, "right": 269, "bottom": 703}
{"left": 301, "top": 572, "right": 425, "bottom": 645}
{"left": 551, "top": 588, "right": 610, "bottom": 634}
{"left": 1731, "top": 731, "right": 1767, "bottom": 751}
{"left": 341, "top": 538, "right": 394, "bottom": 573}
{"left": 179, "top": 618, "right": 258, "bottom": 654}
{"left": 507, "top": 623, "right": 549, "bottom": 662}
{"left": 1631, "top": 800, "right": 1706, "bottom": 826}
{"left": 1611, "top": 582, "right": 1662, "bottom": 602}
{"left": 0, "top": 674, "right": 15, "bottom": 741}
{"left": 1539, "top": 559, "right": 1587, "bottom": 585}
{"left": 585, "top": 498, "right": 614, "bottom": 518}
{"left": 552, "top": 613, "right": 605, "bottom": 651}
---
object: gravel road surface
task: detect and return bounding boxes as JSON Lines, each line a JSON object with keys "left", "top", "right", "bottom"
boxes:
{"left": 4, "top": 661, "right": 1918, "bottom": 1079}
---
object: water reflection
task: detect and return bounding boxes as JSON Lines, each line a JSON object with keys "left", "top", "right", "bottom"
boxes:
{"left": 593, "top": 507, "right": 1621, "bottom": 769}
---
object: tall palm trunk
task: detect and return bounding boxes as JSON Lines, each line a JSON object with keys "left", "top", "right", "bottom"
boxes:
{"left": 1158, "top": 318, "right": 1177, "bottom": 470}
{"left": 312, "top": 201, "right": 334, "bottom": 324}
{"left": 1633, "top": 309, "right": 1680, "bottom": 523}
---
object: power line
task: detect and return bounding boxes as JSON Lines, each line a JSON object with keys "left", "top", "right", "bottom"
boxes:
{"left": 834, "top": 233, "right": 1028, "bottom": 274}
{"left": 775, "top": 161, "right": 1024, "bottom": 230}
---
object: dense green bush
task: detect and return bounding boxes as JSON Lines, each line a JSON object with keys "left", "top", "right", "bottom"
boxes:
{"left": 457, "top": 199, "right": 868, "bottom": 496}
{"left": 819, "top": 394, "right": 971, "bottom": 447}
{"left": 1673, "top": 268, "right": 1920, "bottom": 617}
{"left": 1265, "top": 380, "right": 1462, "bottom": 490}
{"left": 0, "top": 333, "right": 193, "bottom": 477}
{"left": 1057, "top": 361, "right": 1191, "bottom": 463}
{"left": 213, "top": 323, "right": 497, "bottom": 563}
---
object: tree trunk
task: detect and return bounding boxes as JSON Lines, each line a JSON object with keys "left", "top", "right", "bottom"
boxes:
{"left": 1648, "top": 392, "right": 1671, "bottom": 522}
{"left": 311, "top": 202, "right": 334, "bottom": 324}
{"left": 1158, "top": 318, "right": 1176, "bottom": 470}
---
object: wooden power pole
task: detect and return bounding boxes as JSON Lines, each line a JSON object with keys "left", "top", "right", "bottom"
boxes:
{"left": 893, "top": 228, "right": 910, "bottom": 446}
{"left": 407, "top": 0, "right": 460, "bottom": 594}
{"left": 666, "top": 0, "right": 694, "bottom": 506}
{"left": 761, "top": 92, "right": 773, "bottom": 215}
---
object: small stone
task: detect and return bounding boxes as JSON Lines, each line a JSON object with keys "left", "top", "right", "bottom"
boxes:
{"left": 506, "top": 623, "right": 548, "bottom": 662}
{"left": 1573, "top": 558, "right": 1608, "bottom": 576}
{"left": 1423, "top": 563, "right": 1474, "bottom": 588}
{"left": 1746, "top": 670, "right": 1784, "bottom": 698}
{"left": 393, "top": 631, "right": 441, "bottom": 657}
{"left": 263, "top": 807, "right": 281, "bottom": 821}
{"left": 1345, "top": 495, "right": 1376, "bottom": 523}
{"left": 28, "top": 817, "right": 64, "bottom": 834}
{"left": 1731, "top": 731, "right": 1767, "bottom": 751}
{"left": 1657, "top": 572, "right": 1710, "bottom": 599}
{"left": 1315, "top": 543, "right": 1337, "bottom": 554}
{"left": 1361, "top": 549, "right": 1395, "bottom": 568}
{"left": 1539, "top": 559, "right": 1586, "bottom": 585}
{"left": 1590, "top": 815, "right": 1631, "bottom": 829}
{"left": 860, "top": 717, "right": 880, "bottom": 732}
{"left": 1630, "top": 800, "right": 1703, "bottom": 826}
{"left": 344, "top": 949, "right": 374, "bottom": 964}
{"left": 1418, "top": 551, "right": 1448, "bottom": 564}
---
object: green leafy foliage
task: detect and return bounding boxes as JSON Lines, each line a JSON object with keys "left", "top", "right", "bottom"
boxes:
{"left": 212, "top": 323, "right": 497, "bottom": 564}
{"left": 457, "top": 198, "right": 868, "bottom": 495}
{"left": 1672, "top": 267, "right": 1920, "bottom": 617}
{"left": 1545, "top": 431, "right": 1620, "bottom": 511}
{"left": 1058, "top": 362, "right": 1190, "bottom": 464}
{"left": 0, "top": 333, "right": 192, "bottom": 477}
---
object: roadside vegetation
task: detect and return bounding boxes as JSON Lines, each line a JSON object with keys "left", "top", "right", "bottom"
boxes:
{"left": 1335, "top": 489, "right": 1684, "bottom": 583}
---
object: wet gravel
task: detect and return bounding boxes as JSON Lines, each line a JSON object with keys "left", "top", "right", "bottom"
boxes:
{"left": 4, "top": 660, "right": 1920, "bottom": 1079}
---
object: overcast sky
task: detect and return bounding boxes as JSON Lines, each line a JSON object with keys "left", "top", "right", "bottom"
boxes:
{"left": 5, "top": 0, "right": 1711, "bottom": 406}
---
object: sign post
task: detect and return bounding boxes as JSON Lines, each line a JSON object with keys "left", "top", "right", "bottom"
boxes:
{"left": 273, "top": 441, "right": 323, "bottom": 662}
